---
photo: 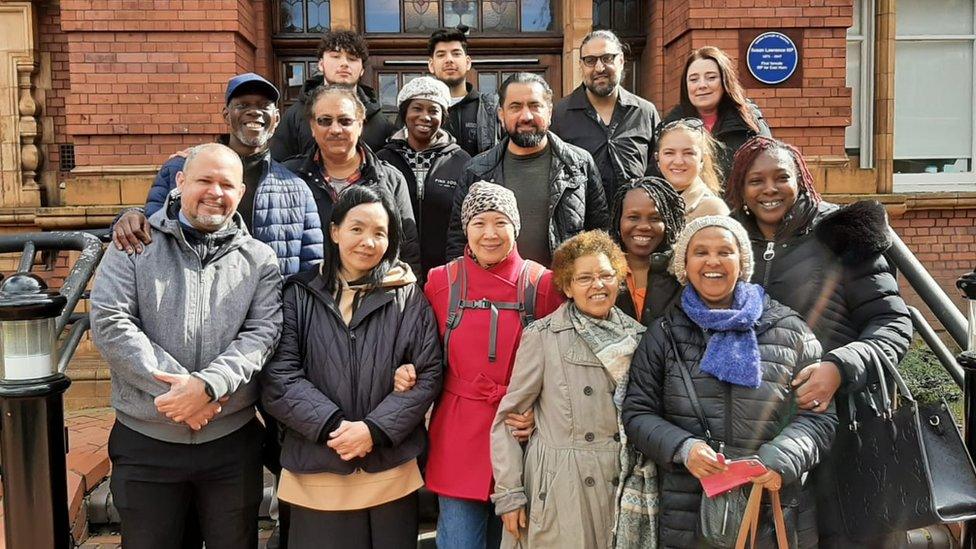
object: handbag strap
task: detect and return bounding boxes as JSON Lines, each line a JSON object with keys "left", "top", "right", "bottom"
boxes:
{"left": 734, "top": 484, "right": 789, "bottom": 549}
{"left": 662, "top": 320, "right": 714, "bottom": 442}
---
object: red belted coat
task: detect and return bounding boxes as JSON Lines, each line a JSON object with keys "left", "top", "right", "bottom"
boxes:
{"left": 423, "top": 249, "right": 564, "bottom": 501}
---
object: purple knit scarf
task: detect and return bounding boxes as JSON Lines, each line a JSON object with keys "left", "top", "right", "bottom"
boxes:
{"left": 681, "top": 282, "right": 765, "bottom": 388}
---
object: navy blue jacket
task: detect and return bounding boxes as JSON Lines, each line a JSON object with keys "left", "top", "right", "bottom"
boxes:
{"left": 145, "top": 154, "right": 324, "bottom": 276}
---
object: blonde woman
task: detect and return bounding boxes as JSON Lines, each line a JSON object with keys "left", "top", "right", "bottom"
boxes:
{"left": 655, "top": 118, "right": 729, "bottom": 222}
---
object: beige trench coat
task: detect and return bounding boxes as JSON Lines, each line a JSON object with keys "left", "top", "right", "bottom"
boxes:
{"left": 491, "top": 304, "right": 622, "bottom": 549}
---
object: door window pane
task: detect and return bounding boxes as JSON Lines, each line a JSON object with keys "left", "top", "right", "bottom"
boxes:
{"left": 483, "top": 0, "right": 518, "bottom": 31}
{"left": 611, "top": 0, "right": 639, "bottom": 32}
{"left": 365, "top": 0, "right": 401, "bottom": 32}
{"left": 444, "top": 0, "right": 478, "bottom": 28}
{"left": 479, "top": 73, "right": 498, "bottom": 96}
{"left": 521, "top": 0, "right": 554, "bottom": 31}
{"left": 592, "top": 0, "right": 610, "bottom": 29}
{"left": 894, "top": 40, "right": 973, "bottom": 166}
{"left": 404, "top": 0, "right": 440, "bottom": 32}
{"left": 284, "top": 62, "right": 307, "bottom": 102}
{"left": 378, "top": 73, "right": 400, "bottom": 112}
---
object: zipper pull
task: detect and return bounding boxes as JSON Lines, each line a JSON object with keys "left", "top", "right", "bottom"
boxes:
{"left": 763, "top": 241, "right": 775, "bottom": 261}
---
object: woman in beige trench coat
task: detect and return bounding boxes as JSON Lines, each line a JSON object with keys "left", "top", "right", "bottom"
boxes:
{"left": 490, "top": 231, "right": 654, "bottom": 549}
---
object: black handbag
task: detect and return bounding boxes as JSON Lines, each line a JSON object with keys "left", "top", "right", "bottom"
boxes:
{"left": 833, "top": 340, "right": 976, "bottom": 540}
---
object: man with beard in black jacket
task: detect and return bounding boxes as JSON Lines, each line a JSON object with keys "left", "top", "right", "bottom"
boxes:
{"left": 271, "top": 30, "right": 395, "bottom": 161}
{"left": 427, "top": 26, "right": 500, "bottom": 157}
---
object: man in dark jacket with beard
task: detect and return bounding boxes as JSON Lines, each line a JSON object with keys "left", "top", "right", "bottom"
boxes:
{"left": 551, "top": 30, "right": 660, "bottom": 202}
{"left": 271, "top": 30, "right": 395, "bottom": 160}
{"left": 427, "top": 26, "right": 500, "bottom": 157}
{"left": 445, "top": 73, "right": 609, "bottom": 266}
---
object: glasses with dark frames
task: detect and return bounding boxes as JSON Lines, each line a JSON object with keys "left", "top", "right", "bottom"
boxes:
{"left": 580, "top": 53, "right": 621, "bottom": 68}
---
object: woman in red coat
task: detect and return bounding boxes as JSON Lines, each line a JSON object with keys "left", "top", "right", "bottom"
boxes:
{"left": 423, "top": 181, "right": 564, "bottom": 548}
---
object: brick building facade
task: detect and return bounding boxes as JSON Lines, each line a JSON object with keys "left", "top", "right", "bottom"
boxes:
{"left": 0, "top": 0, "right": 973, "bottom": 399}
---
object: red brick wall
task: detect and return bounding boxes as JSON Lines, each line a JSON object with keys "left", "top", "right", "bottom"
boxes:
{"left": 58, "top": 0, "right": 270, "bottom": 169}
{"left": 38, "top": 2, "right": 71, "bottom": 174}
{"left": 643, "top": 0, "right": 851, "bottom": 157}
{"left": 890, "top": 209, "right": 976, "bottom": 329}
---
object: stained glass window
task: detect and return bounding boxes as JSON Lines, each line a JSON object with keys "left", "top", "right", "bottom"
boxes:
{"left": 444, "top": 0, "right": 478, "bottom": 28}
{"left": 482, "top": 0, "right": 517, "bottom": 31}
{"left": 277, "top": 0, "right": 331, "bottom": 33}
{"left": 404, "top": 0, "right": 440, "bottom": 31}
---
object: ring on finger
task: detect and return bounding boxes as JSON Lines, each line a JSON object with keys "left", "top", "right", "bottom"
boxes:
{"left": 812, "top": 399, "right": 821, "bottom": 408}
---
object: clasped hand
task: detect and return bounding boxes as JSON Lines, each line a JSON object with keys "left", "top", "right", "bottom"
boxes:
{"left": 153, "top": 371, "right": 226, "bottom": 431}
{"left": 327, "top": 420, "right": 374, "bottom": 461}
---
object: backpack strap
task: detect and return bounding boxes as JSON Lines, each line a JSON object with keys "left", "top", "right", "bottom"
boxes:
{"left": 443, "top": 258, "right": 467, "bottom": 356}
{"left": 516, "top": 260, "right": 547, "bottom": 327}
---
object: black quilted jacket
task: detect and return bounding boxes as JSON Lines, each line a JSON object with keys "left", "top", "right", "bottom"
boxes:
{"left": 260, "top": 269, "right": 443, "bottom": 475}
{"left": 444, "top": 132, "right": 610, "bottom": 260}
{"left": 623, "top": 295, "right": 837, "bottom": 548}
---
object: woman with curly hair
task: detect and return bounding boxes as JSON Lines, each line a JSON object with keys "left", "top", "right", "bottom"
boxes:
{"left": 610, "top": 176, "right": 686, "bottom": 325}
{"left": 725, "top": 136, "right": 912, "bottom": 547}
{"left": 660, "top": 46, "right": 772, "bottom": 180}
{"left": 490, "top": 231, "right": 653, "bottom": 548}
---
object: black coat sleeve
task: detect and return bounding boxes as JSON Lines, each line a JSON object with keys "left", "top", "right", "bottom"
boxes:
{"left": 261, "top": 284, "right": 344, "bottom": 443}
{"left": 756, "top": 315, "right": 837, "bottom": 485}
{"left": 271, "top": 102, "right": 306, "bottom": 163}
{"left": 582, "top": 153, "right": 610, "bottom": 231}
{"left": 823, "top": 253, "right": 913, "bottom": 393}
{"left": 623, "top": 320, "right": 698, "bottom": 467}
{"left": 643, "top": 104, "right": 662, "bottom": 177}
{"left": 385, "top": 167, "right": 422, "bottom": 275}
{"left": 365, "top": 285, "right": 444, "bottom": 446}
{"left": 444, "top": 166, "right": 475, "bottom": 260}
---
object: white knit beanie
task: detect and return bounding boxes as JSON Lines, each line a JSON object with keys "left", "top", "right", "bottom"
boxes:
{"left": 396, "top": 76, "right": 452, "bottom": 113}
{"left": 670, "top": 215, "right": 754, "bottom": 284}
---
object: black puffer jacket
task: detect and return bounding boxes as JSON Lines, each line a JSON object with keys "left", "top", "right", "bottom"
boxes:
{"left": 377, "top": 130, "right": 471, "bottom": 279}
{"left": 284, "top": 145, "right": 422, "bottom": 274}
{"left": 661, "top": 102, "right": 771, "bottom": 182}
{"left": 260, "top": 269, "right": 443, "bottom": 474}
{"left": 623, "top": 295, "right": 837, "bottom": 548}
{"left": 616, "top": 252, "right": 682, "bottom": 326}
{"left": 736, "top": 199, "right": 913, "bottom": 396}
{"left": 444, "top": 133, "right": 610, "bottom": 260}
{"left": 270, "top": 75, "right": 396, "bottom": 162}
{"left": 735, "top": 199, "right": 913, "bottom": 542}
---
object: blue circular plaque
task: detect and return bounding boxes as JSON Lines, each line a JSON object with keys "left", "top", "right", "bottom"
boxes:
{"left": 746, "top": 32, "right": 799, "bottom": 85}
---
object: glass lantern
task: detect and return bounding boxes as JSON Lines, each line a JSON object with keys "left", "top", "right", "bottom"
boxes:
{"left": 0, "top": 273, "right": 66, "bottom": 381}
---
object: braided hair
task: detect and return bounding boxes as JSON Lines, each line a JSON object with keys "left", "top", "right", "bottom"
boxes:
{"left": 724, "top": 136, "right": 821, "bottom": 212}
{"left": 610, "top": 176, "right": 686, "bottom": 253}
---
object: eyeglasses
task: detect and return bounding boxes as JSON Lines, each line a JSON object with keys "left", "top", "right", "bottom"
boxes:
{"left": 654, "top": 117, "right": 705, "bottom": 139}
{"left": 315, "top": 116, "right": 358, "bottom": 128}
{"left": 572, "top": 272, "right": 618, "bottom": 287}
{"left": 580, "top": 53, "right": 621, "bottom": 68}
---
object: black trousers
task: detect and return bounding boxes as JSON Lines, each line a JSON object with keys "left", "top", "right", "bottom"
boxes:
{"left": 288, "top": 491, "right": 419, "bottom": 549}
{"left": 108, "top": 419, "right": 264, "bottom": 549}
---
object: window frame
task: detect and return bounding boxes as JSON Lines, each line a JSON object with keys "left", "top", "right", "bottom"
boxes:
{"left": 273, "top": 0, "right": 332, "bottom": 37}
{"left": 892, "top": 2, "right": 976, "bottom": 192}
{"left": 847, "top": 0, "right": 875, "bottom": 169}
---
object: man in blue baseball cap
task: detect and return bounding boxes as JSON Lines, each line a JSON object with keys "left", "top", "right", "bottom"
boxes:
{"left": 112, "top": 72, "right": 323, "bottom": 277}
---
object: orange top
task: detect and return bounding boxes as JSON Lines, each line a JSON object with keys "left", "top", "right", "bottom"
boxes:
{"left": 626, "top": 269, "right": 647, "bottom": 322}
{"left": 278, "top": 459, "right": 423, "bottom": 511}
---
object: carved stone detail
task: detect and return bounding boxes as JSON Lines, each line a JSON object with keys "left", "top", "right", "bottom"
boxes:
{"left": 17, "top": 57, "right": 41, "bottom": 196}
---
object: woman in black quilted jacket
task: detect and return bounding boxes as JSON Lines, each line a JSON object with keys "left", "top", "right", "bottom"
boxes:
{"left": 623, "top": 215, "right": 836, "bottom": 548}
{"left": 261, "top": 185, "right": 443, "bottom": 549}
{"left": 724, "top": 136, "right": 913, "bottom": 547}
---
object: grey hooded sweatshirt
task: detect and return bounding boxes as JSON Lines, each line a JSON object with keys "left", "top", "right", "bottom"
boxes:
{"left": 90, "top": 196, "right": 283, "bottom": 444}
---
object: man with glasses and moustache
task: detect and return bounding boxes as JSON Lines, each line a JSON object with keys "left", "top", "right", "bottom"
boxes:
{"left": 551, "top": 30, "right": 661, "bottom": 201}
{"left": 445, "top": 72, "right": 609, "bottom": 266}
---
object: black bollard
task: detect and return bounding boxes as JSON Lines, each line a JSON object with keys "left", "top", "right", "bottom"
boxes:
{"left": 0, "top": 273, "right": 72, "bottom": 549}
{"left": 956, "top": 271, "right": 976, "bottom": 548}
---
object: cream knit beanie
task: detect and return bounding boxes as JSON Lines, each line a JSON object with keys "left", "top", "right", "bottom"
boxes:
{"left": 670, "top": 215, "right": 754, "bottom": 284}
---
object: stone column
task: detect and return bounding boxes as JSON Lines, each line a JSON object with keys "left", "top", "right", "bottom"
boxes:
{"left": 562, "top": 0, "right": 591, "bottom": 94}
{"left": 0, "top": 2, "right": 42, "bottom": 208}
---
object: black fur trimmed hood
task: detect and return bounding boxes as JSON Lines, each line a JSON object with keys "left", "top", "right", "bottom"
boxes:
{"left": 814, "top": 200, "right": 892, "bottom": 265}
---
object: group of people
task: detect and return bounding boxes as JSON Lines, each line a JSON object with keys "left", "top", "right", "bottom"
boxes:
{"left": 92, "top": 23, "right": 912, "bottom": 549}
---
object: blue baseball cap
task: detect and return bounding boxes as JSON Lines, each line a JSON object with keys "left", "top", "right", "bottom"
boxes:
{"left": 225, "top": 73, "right": 280, "bottom": 104}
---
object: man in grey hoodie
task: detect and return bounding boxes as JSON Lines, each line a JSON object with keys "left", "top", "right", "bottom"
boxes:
{"left": 90, "top": 142, "right": 282, "bottom": 549}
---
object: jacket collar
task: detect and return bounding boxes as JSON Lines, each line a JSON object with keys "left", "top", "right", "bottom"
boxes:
{"left": 386, "top": 128, "right": 458, "bottom": 153}
{"left": 293, "top": 269, "right": 401, "bottom": 330}
{"left": 463, "top": 245, "right": 527, "bottom": 282}
{"left": 149, "top": 194, "right": 250, "bottom": 259}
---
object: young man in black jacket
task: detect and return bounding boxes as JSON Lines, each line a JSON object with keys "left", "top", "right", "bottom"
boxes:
{"left": 271, "top": 30, "right": 395, "bottom": 161}
{"left": 427, "top": 27, "right": 500, "bottom": 157}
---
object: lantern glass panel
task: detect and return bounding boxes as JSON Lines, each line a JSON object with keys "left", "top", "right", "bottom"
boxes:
{"left": 0, "top": 317, "right": 57, "bottom": 380}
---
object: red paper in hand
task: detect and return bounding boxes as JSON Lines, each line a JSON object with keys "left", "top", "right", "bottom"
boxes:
{"left": 701, "top": 456, "right": 768, "bottom": 498}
